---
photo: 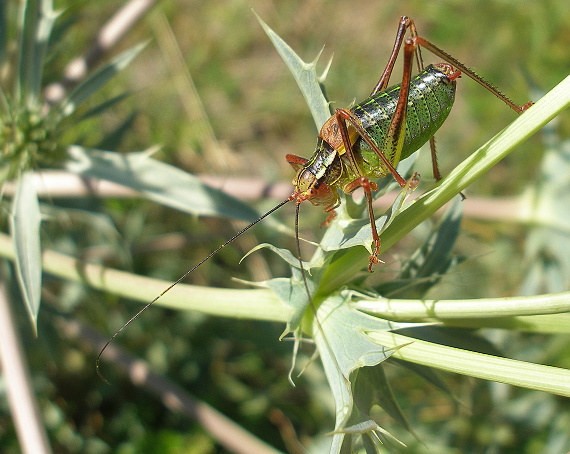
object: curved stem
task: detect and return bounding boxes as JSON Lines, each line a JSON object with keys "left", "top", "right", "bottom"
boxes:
{"left": 0, "top": 232, "right": 289, "bottom": 323}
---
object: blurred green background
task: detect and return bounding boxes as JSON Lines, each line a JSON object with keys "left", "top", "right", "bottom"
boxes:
{"left": 2, "top": 0, "right": 570, "bottom": 452}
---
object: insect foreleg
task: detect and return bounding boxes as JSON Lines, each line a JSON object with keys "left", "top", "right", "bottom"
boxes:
{"left": 286, "top": 154, "right": 309, "bottom": 172}
{"left": 346, "top": 175, "right": 383, "bottom": 271}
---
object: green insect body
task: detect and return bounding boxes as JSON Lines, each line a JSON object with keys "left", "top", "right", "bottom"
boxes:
{"left": 352, "top": 64, "right": 456, "bottom": 178}
{"left": 98, "top": 16, "right": 532, "bottom": 385}
{"left": 288, "top": 63, "right": 457, "bottom": 220}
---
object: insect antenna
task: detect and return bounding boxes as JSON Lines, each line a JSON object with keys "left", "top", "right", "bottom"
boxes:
{"left": 97, "top": 196, "right": 293, "bottom": 384}
{"left": 293, "top": 203, "right": 349, "bottom": 388}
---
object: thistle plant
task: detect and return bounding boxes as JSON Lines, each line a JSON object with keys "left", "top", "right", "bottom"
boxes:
{"left": 254, "top": 17, "right": 570, "bottom": 452}
{"left": 1, "top": 2, "right": 569, "bottom": 453}
{"left": 0, "top": 1, "right": 149, "bottom": 452}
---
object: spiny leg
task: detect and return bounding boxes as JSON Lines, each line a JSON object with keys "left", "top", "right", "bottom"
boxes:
{"left": 376, "top": 16, "right": 531, "bottom": 112}
{"left": 413, "top": 37, "right": 532, "bottom": 113}
{"left": 333, "top": 39, "right": 420, "bottom": 270}
{"left": 370, "top": 16, "right": 425, "bottom": 96}
{"left": 337, "top": 37, "right": 418, "bottom": 188}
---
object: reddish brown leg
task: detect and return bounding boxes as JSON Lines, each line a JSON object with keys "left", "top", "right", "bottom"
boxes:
{"left": 413, "top": 35, "right": 532, "bottom": 113}
{"left": 335, "top": 37, "right": 417, "bottom": 188}
{"left": 370, "top": 16, "right": 425, "bottom": 96}
{"left": 330, "top": 39, "right": 420, "bottom": 270}
{"left": 428, "top": 137, "right": 465, "bottom": 199}
{"left": 286, "top": 154, "right": 309, "bottom": 171}
{"left": 322, "top": 202, "right": 340, "bottom": 226}
{"left": 344, "top": 176, "right": 382, "bottom": 271}
{"left": 376, "top": 17, "right": 531, "bottom": 113}
{"left": 428, "top": 136, "right": 442, "bottom": 181}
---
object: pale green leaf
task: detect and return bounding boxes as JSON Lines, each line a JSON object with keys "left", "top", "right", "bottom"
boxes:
{"left": 17, "top": 0, "right": 58, "bottom": 105}
{"left": 59, "top": 42, "right": 146, "bottom": 117}
{"left": 312, "top": 291, "right": 408, "bottom": 448}
{"left": 255, "top": 12, "right": 331, "bottom": 129}
{"left": 65, "top": 146, "right": 268, "bottom": 223}
{"left": 244, "top": 243, "right": 307, "bottom": 270}
{"left": 9, "top": 171, "right": 42, "bottom": 334}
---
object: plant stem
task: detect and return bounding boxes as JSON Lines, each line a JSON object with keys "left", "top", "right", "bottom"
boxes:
{"left": 0, "top": 282, "right": 52, "bottom": 454}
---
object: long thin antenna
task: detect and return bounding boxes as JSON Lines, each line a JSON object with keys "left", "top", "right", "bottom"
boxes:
{"left": 97, "top": 196, "right": 293, "bottom": 383}
{"left": 293, "top": 203, "right": 349, "bottom": 388}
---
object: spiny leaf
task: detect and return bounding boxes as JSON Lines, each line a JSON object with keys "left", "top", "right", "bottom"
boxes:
{"left": 65, "top": 146, "right": 270, "bottom": 224}
{"left": 313, "top": 291, "right": 409, "bottom": 447}
{"left": 255, "top": 11, "right": 331, "bottom": 129}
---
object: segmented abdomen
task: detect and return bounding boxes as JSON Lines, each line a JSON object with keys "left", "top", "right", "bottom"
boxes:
{"left": 351, "top": 64, "right": 456, "bottom": 166}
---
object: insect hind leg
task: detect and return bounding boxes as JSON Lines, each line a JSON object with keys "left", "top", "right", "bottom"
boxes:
{"left": 370, "top": 16, "right": 425, "bottom": 96}
{"left": 331, "top": 38, "right": 420, "bottom": 270}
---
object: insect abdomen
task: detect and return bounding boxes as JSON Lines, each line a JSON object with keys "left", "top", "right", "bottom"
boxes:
{"left": 351, "top": 65, "right": 456, "bottom": 172}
